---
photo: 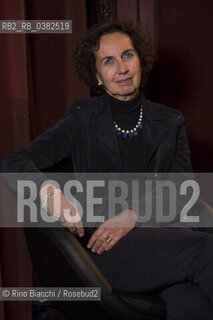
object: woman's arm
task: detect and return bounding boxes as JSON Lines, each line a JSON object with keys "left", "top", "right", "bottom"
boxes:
{"left": 1, "top": 117, "right": 72, "bottom": 192}
{"left": 170, "top": 122, "right": 193, "bottom": 172}
{"left": 1, "top": 114, "right": 84, "bottom": 236}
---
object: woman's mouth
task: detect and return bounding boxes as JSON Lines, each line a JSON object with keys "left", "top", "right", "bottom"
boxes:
{"left": 116, "top": 77, "right": 132, "bottom": 85}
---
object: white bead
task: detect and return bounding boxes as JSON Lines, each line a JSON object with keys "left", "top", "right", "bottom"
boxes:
{"left": 113, "top": 105, "right": 143, "bottom": 136}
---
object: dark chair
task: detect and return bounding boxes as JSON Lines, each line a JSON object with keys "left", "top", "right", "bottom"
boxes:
{"left": 25, "top": 226, "right": 166, "bottom": 320}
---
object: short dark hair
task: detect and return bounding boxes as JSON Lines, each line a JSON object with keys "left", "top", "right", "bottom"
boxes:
{"left": 73, "top": 21, "right": 156, "bottom": 94}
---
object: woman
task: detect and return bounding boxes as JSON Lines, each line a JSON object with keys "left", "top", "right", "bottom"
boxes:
{"left": 2, "top": 21, "right": 213, "bottom": 319}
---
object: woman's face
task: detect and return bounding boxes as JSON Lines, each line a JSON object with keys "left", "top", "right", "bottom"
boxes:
{"left": 95, "top": 32, "right": 142, "bottom": 101}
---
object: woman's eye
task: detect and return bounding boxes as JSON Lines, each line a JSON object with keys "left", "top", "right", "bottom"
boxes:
{"left": 103, "top": 58, "right": 113, "bottom": 65}
{"left": 124, "top": 52, "right": 134, "bottom": 59}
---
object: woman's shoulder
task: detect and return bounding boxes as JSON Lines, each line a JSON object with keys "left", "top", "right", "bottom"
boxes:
{"left": 66, "top": 95, "right": 105, "bottom": 116}
{"left": 144, "top": 97, "right": 184, "bottom": 121}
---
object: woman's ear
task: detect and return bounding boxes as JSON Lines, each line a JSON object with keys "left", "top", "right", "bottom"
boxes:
{"left": 96, "top": 73, "right": 103, "bottom": 86}
{"left": 96, "top": 75, "right": 103, "bottom": 87}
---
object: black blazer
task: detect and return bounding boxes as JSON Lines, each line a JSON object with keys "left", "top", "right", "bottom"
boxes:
{"left": 3, "top": 95, "right": 213, "bottom": 232}
{"left": 2, "top": 93, "right": 192, "bottom": 177}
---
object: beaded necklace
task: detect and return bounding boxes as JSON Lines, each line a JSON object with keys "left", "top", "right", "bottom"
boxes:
{"left": 114, "top": 105, "right": 143, "bottom": 138}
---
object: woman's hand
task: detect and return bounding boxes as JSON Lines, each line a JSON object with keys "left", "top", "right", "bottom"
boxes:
{"left": 87, "top": 209, "right": 137, "bottom": 254}
{"left": 40, "top": 184, "right": 84, "bottom": 237}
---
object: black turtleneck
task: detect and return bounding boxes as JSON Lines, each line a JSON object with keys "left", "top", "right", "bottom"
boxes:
{"left": 104, "top": 91, "right": 146, "bottom": 173}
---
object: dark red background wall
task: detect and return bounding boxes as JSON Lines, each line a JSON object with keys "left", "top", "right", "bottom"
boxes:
{"left": 152, "top": 0, "right": 213, "bottom": 172}
{"left": 118, "top": 0, "right": 213, "bottom": 172}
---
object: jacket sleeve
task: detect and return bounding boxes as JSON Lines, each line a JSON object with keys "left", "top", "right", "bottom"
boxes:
{"left": 133, "top": 115, "right": 195, "bottom": 228}
{"left": 1, "top": 117, "right": 72, "bottom": 193}
{"left": 170, "top": 121, "right": 193, "bottom": 172}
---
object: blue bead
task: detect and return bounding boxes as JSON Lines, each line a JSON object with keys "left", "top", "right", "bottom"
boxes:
{"left": 117, "top": 130, "right": 122, "bottom": 135}
{"left": 139, "top": 124, "right": 143, "bottom": 129}
{"left": 129, "top": 132, "right": 133, "bottom": 137}
{"left": 134, "top": 131, "right": 138, "bottom": 136}
{"left": 123, "top": 132, "right": 127, "bottom": 137}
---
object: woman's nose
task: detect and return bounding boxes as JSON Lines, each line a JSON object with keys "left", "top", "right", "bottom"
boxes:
{"left": 117, "top": 59, "right": 129, "bottom": 74}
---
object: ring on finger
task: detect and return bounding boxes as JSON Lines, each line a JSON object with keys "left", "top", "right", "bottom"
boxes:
{"left": 105, "top": 235, "right": 112, "bottom": 244}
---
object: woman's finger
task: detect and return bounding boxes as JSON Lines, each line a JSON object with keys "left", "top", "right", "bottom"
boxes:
{"left": 90, "top": 231, "right": 116, "bottom": 253}
{"left": 97, "top": 234, "right": 119, "bottom": 254}
{"left": 87, "top": 228, "right": 109, "bottom": 250}
{"left": 69, "top": 227, "right": 77, "bottom": 234}
{"left": 76, "top": 220, "right": 84, "bottom": 237}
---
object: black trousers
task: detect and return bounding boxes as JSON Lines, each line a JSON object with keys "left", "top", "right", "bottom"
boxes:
{"left": 86, "top": 228, "right": 213, "bottom": 320}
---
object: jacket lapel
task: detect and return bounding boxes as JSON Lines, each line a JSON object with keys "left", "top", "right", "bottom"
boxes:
{"left": 142, "top": 97, "right": 170, "bottom": 171}
{"left": 91, "top": 96, "right": 122, "bottom": 172}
